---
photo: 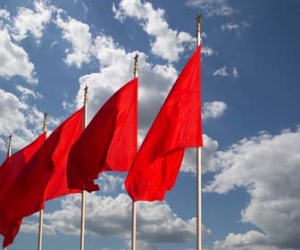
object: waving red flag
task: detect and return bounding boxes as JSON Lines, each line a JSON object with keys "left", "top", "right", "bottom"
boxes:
{"left": 67, "top": 78, "right": 138, "bottom": 192}
{"left": 0, "top": 108, "right": 83, "bottom": 248}
{"left": 0, "top": 133, "right": 46, "bottom": 202}
{"left": 125, "top": 45, "right": 202, "bottom": 202}
{"left": 0, "top": 133, "right": 46, "bottom": 247}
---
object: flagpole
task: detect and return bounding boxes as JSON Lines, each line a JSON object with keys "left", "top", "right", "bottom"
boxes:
{"left": 196, "top": 14, "right": 202, "bottom": 250}
{"left": 131, "top": 53, "right": 139, "bottom": 250}
{"left": 80, "top": 86, "right": 88, "bottom": 250}
{"left": 7, "top": 134, "right": 12, "bottom": 157}
{"left": 38, "top": 113, "right": 47, "bottom": 250}
{"left": 3, "top": 134, "right": 12, "bottom": 250}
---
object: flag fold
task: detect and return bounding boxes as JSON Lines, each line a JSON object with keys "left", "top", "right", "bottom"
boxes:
{"left": 0, "top": 108, "right": 83, "bottom": 247}
{"left": 0, "top": 133, "right": 46, "bottom": 247}
{"left": 125, "top": 45, "right": 202, "bottom": 202}
{"left": 67, "top": 78, "right": 138, "bottom": 192}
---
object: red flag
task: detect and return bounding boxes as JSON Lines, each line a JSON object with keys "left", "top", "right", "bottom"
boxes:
{"left": 125, "top": 45, "right": 202, "bottom": 202}
{"left": 67, "top": 78, "right": 138, "bottom": 192}
{"left": 0, "top": 108, "right": 83, "bottom": 247}
{"left": 0, "top": 133, "right": 46, "bottom": 247}
{"left": 0, "top": 133, "right": 46, "bottom": 202}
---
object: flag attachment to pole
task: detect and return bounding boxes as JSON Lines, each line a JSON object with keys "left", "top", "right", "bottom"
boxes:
{"left": 125, "top": 43, "right": 203, "bottom": 202}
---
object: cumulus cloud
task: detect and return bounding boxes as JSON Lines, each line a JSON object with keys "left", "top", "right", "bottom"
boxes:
{"left": 186, "top": 0, "right": 234, "bottom": 17}
{"left": 0, "top": 29, "right": 37, "bottom": 84}
{"left": 0, "top": 89, "right": 60, "bottom": 153}
{"left": 205, "top": 129, "right": 300, "bottom": 249}
{"left": 213, "top": 231, "right": 270, "bottom": 250}
{"left": 181, "top": 134, "right": 219, "bottom": 174}
{"left": 96, "top": 173, "right": 125, "bottom": 193}
{"left": 75, "top": 32, "right": 177, "bottom": 137}
{"left": 22, "top": 193, "right": 210, "bottom": 248}
{"left": 113, "top": 0, "right": 194, "bottom": 62}
{"left": 0, "top": 9, "right": 10, "bottom": 20}
{"left": 12, "top": 1, "right": 53, "bottom": 42}
{"left": 203, "top": 101, "right": 227, "bottom": 120}
{"left": 55, "top": 14, "right": 92, "bottom": 68}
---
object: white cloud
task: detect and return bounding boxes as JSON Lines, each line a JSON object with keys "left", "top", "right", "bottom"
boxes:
{"left": 76, "top": 32, "right": 177, "bottom": 135}
{"left": 21, "top": 219, "right": 56, "bottom": 236}
{"left": 202, "top": 46, "right": 215, "bottom": 56}
{"left": 221, "top": 22, "right": 250, "bottom": 36}
{"left": 0, "top": 9, "right": 10, "bottom": 20}
{"left": 113, "top": 0, "right": 194, "bottom": 62}
{"left": 203, "top": 101, "right": 227, "bottom": 120}
{"left": 213, "top": 231, "right": 271, "bottom": 250}
{"left": 55, "top": 14, "right": 92, "bottom": 68}
{"left": 233, "top": 67, "right": 239, "bottom": 79}
{"left": 205, "top": 129, "right": 300, "bottom": 249}
{"left": 12, "top": 1, "right": 53, "bottom": 42}
{"left": 0, "top": 89, "right": 34, "bottom": 150}
{"left": 96, "top": 173, "right": 124, "bottom": 193}
{"left": 0, "top": 29, "right": 37, "bottom": 84}
{"left": 15, "top": 85, "right": 43, "bottom": 100}
{"left": 221, "top": 23, "right": 240, "bottom": 32}
{"left": 0, "top": 89, "right": 60, "bottom": 153}
{"left": 181, "top": 134, "right": 219, "bottom": 174}
{"left": 213, "top": 66, "right": 239, "bottom": 78}
{"left": 186, "top": 0, "right": 234, "bottom": 17}
{"left": 213, "top": 66, "right": 229, "bottom": 77}
{"left": 23, "top": 193, "right": 210, "bottom": 248}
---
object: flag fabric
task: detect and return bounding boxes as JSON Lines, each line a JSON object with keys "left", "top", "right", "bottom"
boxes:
{"left": 67, "top": 78, "right": 138, "bottom": 192}
{"left": 125, "top": 45, "right": 202, "bottom": 202}
{"left": 0, "top": 133, "right": 46, "bottom": 202}
{"left": 0, "top": 133, "right": 46, "bottom": 247}
{"left": 0, "top": 108, "right": 83, "bottom": 248}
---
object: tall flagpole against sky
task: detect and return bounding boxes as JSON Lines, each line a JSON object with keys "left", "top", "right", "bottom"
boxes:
{"left": 3, "top": 135, "right": 12, "bottom": 250}
{"left": 197, "top": 14, "right": 202, "bottom": 250}
{"left": 131, "top": 53, "right": 139, "bottom": 250}
{"left": 80, "top": 86, "right": 88, "bottom": 250}
{"left": 37, "top": 113, "right": 47, "bottom": 250}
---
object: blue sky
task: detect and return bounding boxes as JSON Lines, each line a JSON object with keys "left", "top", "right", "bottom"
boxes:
{"left": 1, "top": 0, "right": 300, "bottom": 249}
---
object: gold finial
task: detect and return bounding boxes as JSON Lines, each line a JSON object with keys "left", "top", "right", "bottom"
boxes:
{"left": 133, "top": 53, "right": 139, "bottom": 78}
{"left": 196, "top": 13, "right": 202, "bottom": 33}
{"left": 43, "top": 113, "right": 47, "bottom": 132}
{"left": 84, "top": 85, "right": 88, "bottom": 106}
{"left": 196, "top": 13, "right": 202, "bottom": 46}
{"left": 8, "top": 134, "right": 12, "bottom": 149}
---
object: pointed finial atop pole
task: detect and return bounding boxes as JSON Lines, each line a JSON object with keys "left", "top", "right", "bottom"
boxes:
{"left": 7, "top": 134, "right": 12, "bottom": 157}
{"left": 131, "top": 52, "right": 139, "bottom": 250}
{"left": 133, "top": 53, "right": 139, "bottom": 78}
{"left": 80, "top": 84, "right": 88, "bottom": 250}
{"left": 196, "top": 13, "right": 202, "bottom": 46}
{"left": 43, "top": 113, "right": 47, "bottom": 132}
{"left": 84, "top": 85, "right": 88, "bottom": 107}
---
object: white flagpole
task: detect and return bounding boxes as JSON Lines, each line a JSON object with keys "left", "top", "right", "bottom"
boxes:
{"left": 3, "top": 134, "right": 12, "bottom": 250}
{"left": 131, "top": 53, "right": 139, "bottom": 250}
{"left": 196, "top": 14, "right": 202, "bottom": 250}
{"left": 131, "top": 202, "right": 137, "bottom": 250}
{"left": 38, "top": 113, "right": 47, "bottom": 250}
{"left": 7, "top": 134, "right": 12, "bottom": 157}
{"left": 80, "top": 86, "right": 88, "bottom": 250}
